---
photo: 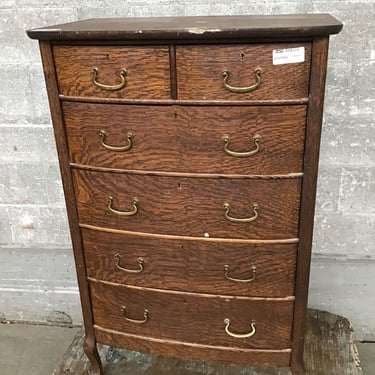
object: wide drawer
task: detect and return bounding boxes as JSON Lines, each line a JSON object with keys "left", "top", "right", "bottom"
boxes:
{"left": 82, "top": 228, "right": 297, "bottom": 297}
{"left": 90, "top": 281, "right": 294, "bottom": 350}
{"left": 63, "top": 102, "right": 306, "bottom": 175}
{"left": 73, "top": 170, "right": 301, "bottom": 239}
{"left": 53, "top": 45, "right": 171, "bottom": 99}
{"left": 176, "top": 43, "right": 311, "bottom": 101}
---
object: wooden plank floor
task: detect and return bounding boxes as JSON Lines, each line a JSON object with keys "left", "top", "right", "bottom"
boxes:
{"left": 53, "top": 309, "right": 363, "bottom": 375}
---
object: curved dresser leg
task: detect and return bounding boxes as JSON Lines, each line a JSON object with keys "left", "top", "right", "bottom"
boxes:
{"left": 83, "top": 335, "right": 103, "bottom": 375}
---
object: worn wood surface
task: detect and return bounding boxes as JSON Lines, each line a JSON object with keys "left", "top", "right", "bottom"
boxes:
{"left": 39, "top": 40, "right": 103, "bottom": 374}
{"left": 63, "top": 103, "right": 307, "bottom": 175}
{"left": 27, "top": 14, "right": 343, "bottom": 41}
{"left": 53, "top": 309, "right": 363, "bottom": 375}
{"left": 53, "top": 46, "right": 171, "bottom": 99}
{"left": 72, "top": 170, "right": 301, "bottom": 239}
{"left": 291, "top": 37, "right": 330, "bottom": 372}
{"left": 82, "top": 227, "right": 297, "bottom": 297}
{"left": 33, "top": 15, "right": 343, "bottom": 375}
{"left": 90, "top": 281, "right": 294, "bottom": 350}
{"left": 176, "top": 43, "right": 311, "bottom": 101}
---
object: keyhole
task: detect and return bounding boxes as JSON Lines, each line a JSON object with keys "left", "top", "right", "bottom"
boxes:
{"left": 174, "top": 112, "right": 178, "bottom": 119}
{"left": 105, "top": 53, "right": 110, "bottom": 60}
{"left": 178, "top": 182, "right": 182, "bottom": 189}
{"left": 240, "top": 52, "right": 245, "bottom": 61}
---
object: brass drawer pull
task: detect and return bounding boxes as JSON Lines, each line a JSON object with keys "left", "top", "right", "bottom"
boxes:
{"left": 92, "top": 67, "right": 127, "bottom": 91}
{"left": 107, "top": 196, "right": 138, "bottom": 216}
{"left": 223, "top": 134, "right": 261, "bottom": 158}
{"left": 99, "top": 130, "right": 133, "bottom": 152}
{"left": 223, "top": 202, "right": 259, "bottom": 223}
{"left": 224, "top": 265, "right": 256, "bottom": 283}
{"left": 121, "top": 306, "right": 149, "bottom": 324}
{"left": 224, "top": 319, "right": 256, "bottom": 339}
{"left": 222, "top": 68, "right": 262, "bottom": 93}
{"left": 114, "top": 254, "right": 144, "bottom": 274}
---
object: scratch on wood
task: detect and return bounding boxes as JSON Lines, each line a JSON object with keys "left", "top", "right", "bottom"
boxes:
{"left": 187, "top": 28, "right": 222, "bottom": 34}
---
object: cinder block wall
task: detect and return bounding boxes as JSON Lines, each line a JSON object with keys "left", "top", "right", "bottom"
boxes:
{"left": 0, "top": 1, "right": 374, "bottom": 339}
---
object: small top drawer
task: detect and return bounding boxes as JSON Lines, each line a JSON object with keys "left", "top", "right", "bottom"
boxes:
{"left": 53, "top": 45, "right": 171, "bottom": 99}
{"left": 176, "top": 43, "right": 311, "bottom": 101}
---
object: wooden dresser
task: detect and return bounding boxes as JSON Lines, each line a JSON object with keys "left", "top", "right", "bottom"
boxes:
{"left": 27, "top": 15, "right": 342, "bottom": 375}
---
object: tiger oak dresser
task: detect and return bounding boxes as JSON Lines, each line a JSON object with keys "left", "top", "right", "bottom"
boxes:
{"left": 27, "top": 14, "right": 342, "bottom": 375}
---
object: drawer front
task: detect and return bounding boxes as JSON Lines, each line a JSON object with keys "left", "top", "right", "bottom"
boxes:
{"left": 53, "top": 46, "right": 171, "bottom": 99}
{"left": 73, "top": 170, "right": 301, "bottom": 239}
{"left": 82, "top": 228, "right": 297, "bottom": 297}
{"left": 63, "top": 102, "right": 306, "bottom": 175}
{"left": 90, "top": 281, "right": 293, "bottom": 350}
{"left": 177, "top": 43, "right": 311, "bottom": 100}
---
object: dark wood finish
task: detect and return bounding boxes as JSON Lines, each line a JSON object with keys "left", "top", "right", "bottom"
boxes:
{"left": 80, "top": 224, "right": 299, "bottom": 244}
{"left": 90, "top": 281, "right": 294, "bottom": 349}
{"left": 29, "top": 14, "right": 342, "bottom": 375}
{"left": 72, "top": 170, "right": 302, "bottom": 239}
{"left": 27, "top": 14, "right": 342, "bottom": 41}
{"left": 54, "top": 309, "right": 362, "bottom": 374}
{"left": 38, "top": 41, "right": 103, "bottom": 375}
{"left": 169, "top": 44, "right": 177, "bottom": 99}
{"left": 177, "top": 43, "right": 311, "bottom": 101}
{"left": 82, "top": 227, "right": 297, "bottom": 297}
{"left": 61, "top": 96, "right": 309, "bottom": 105}
{"left": 72, "top": 165, "right": 303, "bottom": 180}
{"left": 63, "top": 102, "right": 307, "bottom": 175}
{"left": 94, "top": 327, "right": 291, "bottom": 367}
{"left": 291, "top": 37, "right": 330, "bottom": 375}
{"left": 53, "top": 45, "right": 171, "bottom": 99}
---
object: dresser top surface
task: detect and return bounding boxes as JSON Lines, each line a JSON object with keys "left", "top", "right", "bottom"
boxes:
{"left": 27, "top": 14, "right": 342, "bottom": 41}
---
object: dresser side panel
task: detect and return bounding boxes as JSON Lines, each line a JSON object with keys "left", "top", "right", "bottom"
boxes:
{"left": 38, "top": 41, "right": 97, "bottom": 350}
{"left": 291, "top": 36, "right": 330, "bottom": 373}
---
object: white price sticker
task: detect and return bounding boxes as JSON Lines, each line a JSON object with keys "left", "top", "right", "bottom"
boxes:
{"left": 272, "top": 47, "right": 305, "bottom": 65}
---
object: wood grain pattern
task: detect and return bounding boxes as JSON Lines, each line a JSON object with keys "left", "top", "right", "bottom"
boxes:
{"left": 38, "top": 41, "right": 103, "bottom": 374}
{"left": 27, "top": 14, "right": 343, "bottom": 42}
{"left": 30, "top": 14, "right": 342, "bottom": 375}
{"left": 80, "top": 224, "right": 299, "bottom": 244}
{"left": 94, "top": 327, "right": 291, "bottom": 367}
{"left": 54, "top": 309, "right": 361, "bottom": 374}
{"left": 63, "top": 102, "right": 307, "bottom": 175}
{"left": 72, "top": 170, "right": 302, "bottom": 239}
{"left": 90, "top": 281, "right": 294, "bottom": 350}
{"left": 176, "top": 43, "right": 311, "bottom": 100}
{"left": 53, "top": 45, "right": 171, "bottom": 99}
{"left": 60, "top": 96, "right": 309, "bottom": 106}
{"left": 82, "top": 227, "right": 297, "bottom": 297}
{"left": 291, "top": 36, "right": 330, "bottom": 375}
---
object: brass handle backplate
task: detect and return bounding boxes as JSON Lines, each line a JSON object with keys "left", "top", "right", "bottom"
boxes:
{"left": 121, "top": 306, "right": 149, "bottom": 324}
{"left": 223, "top": 203, "right": 259, "bottom": 223}
{"left": 107, "top": 196, "right": 138, "bottom": 216}
{"left": 224, "top": 265, "right": 256, "bottom": 283}
{"left": 114, "top": 254, "right": 144, "bottom": 274}
{"left": 223, "top": 134, "right": 261, "bottom": 158}
{"left": 99, "top": 130, "right": 133, "bottom": 152}
{"left": 222, "top": 68, "right": 262, "bottom": 93}
{"left": 224, "top": 319, "right": 256, "bottom": 338}
{"left": 92, "top": 67, "right": 127, "bottom": 91}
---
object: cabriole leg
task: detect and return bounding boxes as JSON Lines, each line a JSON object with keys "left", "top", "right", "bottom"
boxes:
{"left": 83, "top": 335, "right": 103, "bottom": 375}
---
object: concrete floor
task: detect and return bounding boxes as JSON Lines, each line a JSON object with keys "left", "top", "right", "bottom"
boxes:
{"left": 0, "top": 323, "right": 373, "bottom": 375}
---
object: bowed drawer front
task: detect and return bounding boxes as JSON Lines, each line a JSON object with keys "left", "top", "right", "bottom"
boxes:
{"left": 28, "top": 14, "right": 342, "bottom": 375}
{"left": 176, "top": 43, "right": 312, "bottom": 100}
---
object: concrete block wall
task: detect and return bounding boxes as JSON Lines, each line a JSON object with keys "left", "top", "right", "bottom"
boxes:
{"left": 0, "top": 1, "right": 374, "bottom": 340}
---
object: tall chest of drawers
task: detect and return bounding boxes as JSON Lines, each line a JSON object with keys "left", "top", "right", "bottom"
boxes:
{"left": 28, "top": 15, "right": 342, "bottom": 375}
